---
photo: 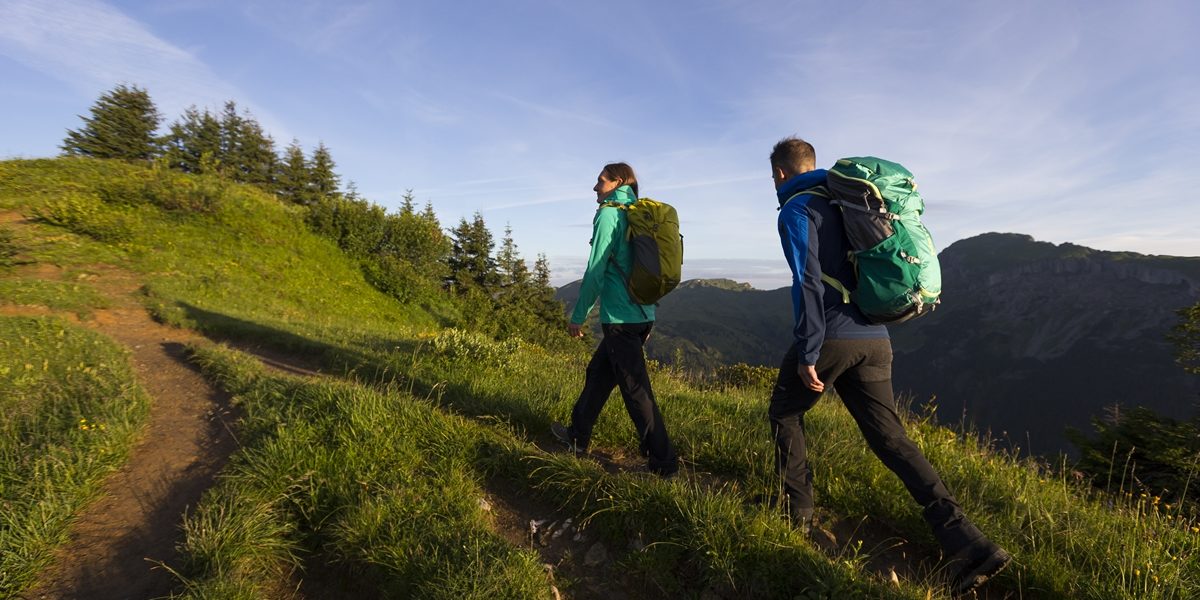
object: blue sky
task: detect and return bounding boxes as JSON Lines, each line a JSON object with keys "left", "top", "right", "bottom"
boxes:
{"left": 2, "top": 0, "right": 1197, "bottom": 289}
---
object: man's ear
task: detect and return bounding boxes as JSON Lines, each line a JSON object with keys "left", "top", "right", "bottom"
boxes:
{"left": 773, "top": 166, "right": 788, "bottom": 182}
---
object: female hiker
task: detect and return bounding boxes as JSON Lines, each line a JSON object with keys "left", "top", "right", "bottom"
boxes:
{"left": 550, "top": 162, "right": 679, "bottom": 477}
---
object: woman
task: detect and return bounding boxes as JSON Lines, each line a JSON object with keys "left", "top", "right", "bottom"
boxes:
{"left": 551, "top": 162, "right": 679, "bottom": 477}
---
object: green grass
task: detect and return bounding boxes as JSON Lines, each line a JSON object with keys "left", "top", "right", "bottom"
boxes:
{"left": 0, "top": 316, "right": 149, "bottom": 597}
{"left": 184, "top": 342, "right": 916, "bottom": 599}
{"left": 5, "top": 157, "right": 1200, "bottom": 598}
{"left": 0, "top": 278, "right": 111, "bottom": 316}
{"left": 174, "top": 343, "right": 556, "bottom": 599}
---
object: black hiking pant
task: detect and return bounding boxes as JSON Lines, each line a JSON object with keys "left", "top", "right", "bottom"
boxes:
{"left": 769, "top": 338, "right": 984, "bottom": 555}
{"left": 568, "top": 322, "right": 678, "bottom": 474}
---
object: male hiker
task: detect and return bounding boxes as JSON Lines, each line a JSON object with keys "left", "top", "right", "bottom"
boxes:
{"left": 551, "top": 162, "right": 679, "bottom": 478}
{"left": 767, "top": 137, "right": 1010, "bottom": 594}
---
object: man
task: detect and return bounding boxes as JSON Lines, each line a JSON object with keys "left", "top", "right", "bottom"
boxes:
{"left": 551, "top": 162, "right": 678, "bottom": 478}
{"left": 768, "top": 137, "right": 1010, "bottom": 594}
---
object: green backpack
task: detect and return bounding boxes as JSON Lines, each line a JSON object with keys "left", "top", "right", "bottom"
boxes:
{"left": 602, "top": 198, "right": 683, "bottom": 305}
{"left": 823, "top": 157, "right": 942, "bottom": 324}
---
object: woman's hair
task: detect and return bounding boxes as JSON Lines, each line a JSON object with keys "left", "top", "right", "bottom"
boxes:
{"left": 602, "top": 162, "right": 639, "bottom": 198}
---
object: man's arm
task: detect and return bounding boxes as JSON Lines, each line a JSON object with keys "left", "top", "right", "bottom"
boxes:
{"left": 779, "top": 200, "right": 826, "bottom": 388}
{"left": 569, "top": 207, "right": 620, "bottom": 326}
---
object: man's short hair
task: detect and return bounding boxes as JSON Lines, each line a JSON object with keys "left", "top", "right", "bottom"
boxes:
{"left": 770, "top": 137, "right": 816, "bottom": 175}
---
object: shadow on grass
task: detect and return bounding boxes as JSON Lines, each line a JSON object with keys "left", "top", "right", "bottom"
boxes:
{"left": 175, "top": 301, "right": 560, "bottom": 436}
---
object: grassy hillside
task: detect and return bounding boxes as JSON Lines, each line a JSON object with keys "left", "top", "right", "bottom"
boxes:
{"left": 3, "top": 158, "right": 1200, "bottom": 598}
{"left": 0, "top": 316, "right": 149, "bottom": 596}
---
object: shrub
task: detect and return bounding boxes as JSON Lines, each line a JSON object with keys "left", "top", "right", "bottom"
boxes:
{"left": 429, "top": 328, "right": 518, "bottom": 367}
{"left": 363, "top": 255, "right": 438, "bottom": 305}
{"left": 31, "top": 192, "right": 137, "bottom": 243}
{"left": 709, "top": 362, "right": 778, "bottom": 391}
{"left": 96, "top": 168, "right": 223, "bottom": 214}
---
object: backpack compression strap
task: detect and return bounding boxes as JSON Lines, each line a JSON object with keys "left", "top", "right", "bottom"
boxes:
{"left": 821, "top": 273, "right": 851, "bottom": 304}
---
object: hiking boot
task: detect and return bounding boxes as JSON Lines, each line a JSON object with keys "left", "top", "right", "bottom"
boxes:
{"left": 550, "top": 422, "right": 586, "bottom": 455}
{"left": 790, "top": 507, "right": 814, "bottom": 535}
{"left": 949, "top": 542, "right": 1012, "bottom": 595}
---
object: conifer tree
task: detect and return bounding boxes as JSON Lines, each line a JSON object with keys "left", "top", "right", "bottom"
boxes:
{"left": 532, "top": 253, "right": 566, "bottom": 323}
{"left": 375, "top": 191, "right": 449, "bottom": 279}
{"left": 447, "top": 212, "right": 497, "bottom": 291}
{"left": 218, "top": 101, "right": 276, "bottom": 186}
{"left": 277, "top": 140, "right": 311, "bottom": 204}
{"left": 309, "top": 142, "right": 341, "bottom": 199}
{"left": 61, "top": 84, "right": 161, "bottom": 160}
{"left": 162, "top": 106, "right": 222, "bottom": 174}
{"left": 496, "top": 224, "right": 530, "bottom": 291}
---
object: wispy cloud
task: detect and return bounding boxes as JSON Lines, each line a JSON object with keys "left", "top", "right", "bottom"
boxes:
{"left": 0, "top": 0, "right": 289, "bottom": 138}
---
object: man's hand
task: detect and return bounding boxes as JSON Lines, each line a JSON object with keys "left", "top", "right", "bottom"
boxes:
{"left": 797, "top": 364, "right": 824, "bottom": 392}
{"left": 568, "top": 323, "right": 584, "bottom": 338}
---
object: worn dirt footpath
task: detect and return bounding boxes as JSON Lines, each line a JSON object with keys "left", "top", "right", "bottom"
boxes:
{"left": 5, "top": 212, "right": 238, "bottom": 600}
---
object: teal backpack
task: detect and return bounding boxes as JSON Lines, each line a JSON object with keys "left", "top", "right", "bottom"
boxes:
{"left": 823, "top": 157, "right": 942, "bottom": 324}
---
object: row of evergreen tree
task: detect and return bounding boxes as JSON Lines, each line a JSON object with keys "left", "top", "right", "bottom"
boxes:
{"left": 62, "top": 84, "right": 568, "bottom": 341}
{"left": 62, "top": 84, "right": 338, "bottom": 206}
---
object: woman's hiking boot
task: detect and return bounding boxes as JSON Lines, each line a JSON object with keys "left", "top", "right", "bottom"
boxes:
{"left": 948, "top": 540, "right": 1012, "bottom": 595}
{"left": 550, "top": 422, "right": 587, "bottom": 455}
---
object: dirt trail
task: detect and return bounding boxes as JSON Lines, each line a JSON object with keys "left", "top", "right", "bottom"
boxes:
{"left": 4, "top": 212, "right": 238, "bottom": 600}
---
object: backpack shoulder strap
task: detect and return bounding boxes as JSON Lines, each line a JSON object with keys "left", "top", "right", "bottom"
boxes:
{"left": 778, "top": 185, "right": 830, "bottom": 210}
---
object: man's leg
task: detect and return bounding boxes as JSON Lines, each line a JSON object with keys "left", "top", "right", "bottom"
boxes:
{"left": 605, "top": 323, "right": 678, "bottom": 474}
{"left": 830, "top": 338, "right": 984, "bottom": 555}
{"left": 768, "top": 342, "right": 825, "bottom": 522}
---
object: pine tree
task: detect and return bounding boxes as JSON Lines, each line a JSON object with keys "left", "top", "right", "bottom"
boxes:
{"left": 309, "top": 142, "right": 341, "bottom": 200}
{"left": 496, "top": 224, "right": 530, "bottom": 291}
{"left": 374, "top": 191, "right": 449, "bottom": 280}
{"left": 162, "top": 106, "right": 222, "bottom": 174}
{"left": 532, "top": 253, "right": 567, "bottom": 325}
{"left": 61, "top": 84, "right": 161, "bottom": 160}
{"left": 447, "top": 212, "right": 497, "bottom": 291}
{"left": 277, "top": 140, "right": 311, "bottom": 204}
{"left": 218, "top": 101, "right": 276, "bottom": 186}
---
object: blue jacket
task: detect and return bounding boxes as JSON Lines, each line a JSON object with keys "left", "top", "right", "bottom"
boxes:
{"left": 570, "top": 185, "right": 656, "bottom": 325}
{"left": 777, "top": 170, "right": 886, "bottom": 365}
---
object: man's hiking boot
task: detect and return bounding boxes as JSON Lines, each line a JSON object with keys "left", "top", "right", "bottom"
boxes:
{"left": 949, "top": 541, "right": 1012, "bottom": 595}
{"left": 550, "top": 422, "right": 586, "bottom": 455}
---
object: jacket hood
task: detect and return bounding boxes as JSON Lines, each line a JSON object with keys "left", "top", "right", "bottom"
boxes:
{"left": 777, "top": 169, "right": 828, "bottom": 207}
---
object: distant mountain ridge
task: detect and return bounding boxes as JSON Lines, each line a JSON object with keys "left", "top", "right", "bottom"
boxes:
{"left": 556, "top": 233, "right": 1200, "bottom": 456}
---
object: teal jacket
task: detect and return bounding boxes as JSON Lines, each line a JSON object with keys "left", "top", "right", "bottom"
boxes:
{"left": 570, "top": 185, "right": 656, "bottom": 325}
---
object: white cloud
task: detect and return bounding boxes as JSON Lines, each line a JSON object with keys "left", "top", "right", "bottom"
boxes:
{"left": 0, "top": 0, "right": 290, "bottom": 139}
